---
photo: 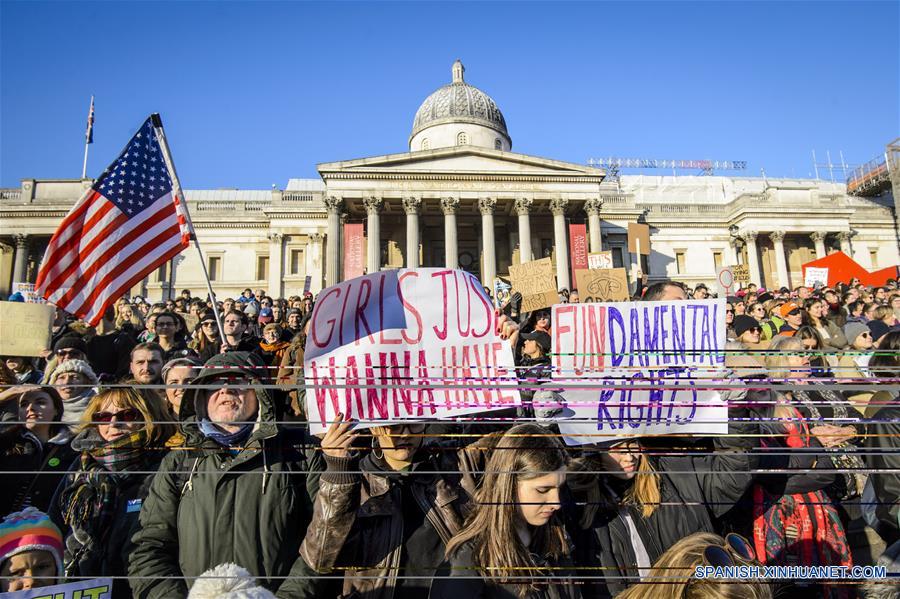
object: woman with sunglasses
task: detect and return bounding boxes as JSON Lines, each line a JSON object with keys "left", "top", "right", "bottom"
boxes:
{"left": 300, "top": 414, "right": 472, "bottom": 599}
{"left": 431, "top": 423, "right": 577, "bottom": 599}
{"left": 795, "top": 325, "right": 837, "bottom": 376}
{"left": 51, "top": 386, "right": 174, "bottom": 598}
{"left": 565, "top": 423, "right": 758, "bottom": 598}
{"left": 615, "top": 532, "right": 771, "bottom": 599}
{"left": 838, "top": 322, "right": 876, "bottom": 413}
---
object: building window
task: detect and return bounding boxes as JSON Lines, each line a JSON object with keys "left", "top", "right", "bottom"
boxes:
{"left": 612, "top": 247, "right": 624, "bottom": 268}
{"left": 713, "top": 251, "right": 723, "bottom": 270}
{"left": 457, "top": 132, "right": 468, "bottom": 146}
{"left": 675, "top": 251, "right": 686, "bottom": 274}
{"left": 494, "top": 138, "right": 502, "bottom": 150}
{"left": 421, "top": 138, "right": 430, "bottom": 150}
{"left": 156, "top": 262, "right": 168, "bottom": 283}
{"left": 870, "top": 249, "right": 879, "bottom": 269}
{"left": 290, "top": 248, "right": 304, "bottom": 275}
{"left": 208, "top": 256, "right": 221, "bottom": 281}
{"left": 256, "top": 255, "right": 269, "bottom": 281}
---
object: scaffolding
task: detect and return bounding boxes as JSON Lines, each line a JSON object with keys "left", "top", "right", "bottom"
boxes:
{"left": 846, "top": 140, "right": 896, "bottom": 196}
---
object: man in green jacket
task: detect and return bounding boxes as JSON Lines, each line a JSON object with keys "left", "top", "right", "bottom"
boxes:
{"left": 128, "top": 352, "right": 318, "bottom": 598}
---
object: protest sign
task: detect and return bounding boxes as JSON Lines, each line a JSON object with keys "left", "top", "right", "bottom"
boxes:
{"left": 587, "top": 251, "right": 613, "bottom": 270}
{"left": 493, "top": 277, "right": 511, "bottom": 308}
{"left": 551, "top": 299, "right": 728, "bottom": 445}
{"left": 574, "top": 268, "right": 629, "bottom": 302}
{"left": 804, "top": 266, "right": 829, "bottom": 288}
{"left": 627, "top": 223, "right": 650, "bottom": 255}
{"left": 343, "top": 223, "right": 365, "bottom": 280}
{"left": 715, "top": 266, "right": 735, "bottom": 296}
{"left": 12, "top": 282, "right": 46, "bottom": 303}
{"left": 508, "top": 257, "right": 557, "bottom": 312}
{"left": 731, "top": 264, "right": 750, "bottom": 283}
{"left": 304, "top": 269, "right": 521, "bottom": 435}
{"left": 0, "top": 302, "right": 54, "bottom": 357}
{"left": 10, "top": 578, "right": 113, "bottom": 599}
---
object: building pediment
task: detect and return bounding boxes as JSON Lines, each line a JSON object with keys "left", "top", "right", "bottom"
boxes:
{"left": 318, "top": 146, "right": 605, "bottom": 182}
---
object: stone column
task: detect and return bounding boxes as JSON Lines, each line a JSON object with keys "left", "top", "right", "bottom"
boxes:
{"left": 324, "top": 196, "right": 343, "bottom": 286}
{"left": 403, "top": 196, "right": 421, "bottom": 268}
{"left": 12, "top": 234, "right": 28, "bottom": 283}
{"left": 584, "top": 197, "right": 603, "bottom": 252}
{"left": 441, "top": 197, "right": 459, "bottom": 268}
{"left": 363, "top": 196, "right": 383, "bottom": 274}
{"left": 550, "top": 198, "right": 570, "bottom": 291}
{"left": 810, "top": 231, "right": 827, "bottom": 259}
{"left": 514, "top": 197, "right": 533, "bottom": 263}
{"left": 769, "top": 230, "right": 789, "bottom": 289}
{"left": 310, "top": 232, "right": 324, "bottom": 293}
{"left": 267, "top": 233, "right": 284, "bottom": 298}
{"left": 741, "top": 231, "right": 761, "bottom": 286}
{"left": 837, "top": 231, "right": 853, "bottom": 257}
{"left": 479, "top": 197, "right": 497, "bottom": 286}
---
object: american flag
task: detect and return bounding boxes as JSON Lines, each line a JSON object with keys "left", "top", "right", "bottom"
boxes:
{"left": 36, "top": 117, "right": 191, "bottom": 325}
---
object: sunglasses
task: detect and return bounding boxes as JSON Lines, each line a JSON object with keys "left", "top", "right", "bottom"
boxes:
{"left": 56, "top": 349, "right": 82, "bottom": 357}
{"left": 702, "top": 533, "right": 756, "bottom": 568}
{"left": 93, "top": 408, "right": 141, "bottom": 424}
{"left": 210, "top": 375, "right": 252, "bottom": 387}
{"left": 725, "top": 310, "right": 734, "bottom": 315}
{"left": 787, "top": 309, "right": 801, "bottom": 316}
{"left": 201, "top": 321, "right": 218, "bottom": 328}
{"left": 388, "top": 422, "right": 427, "bottom": 434}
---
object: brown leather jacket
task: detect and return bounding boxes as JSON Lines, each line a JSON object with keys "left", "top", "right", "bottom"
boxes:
{"left": 300, "top": 447, "right": 472, "bottom": 599}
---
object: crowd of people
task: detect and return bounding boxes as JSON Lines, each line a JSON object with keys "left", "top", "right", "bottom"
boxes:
{"left": 0, "top": 277, "right": 898, "bottom": 598}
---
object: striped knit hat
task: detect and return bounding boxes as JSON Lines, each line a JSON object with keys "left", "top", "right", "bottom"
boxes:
{"left": 0, "top": 507, "right": 64, "bottom": 577}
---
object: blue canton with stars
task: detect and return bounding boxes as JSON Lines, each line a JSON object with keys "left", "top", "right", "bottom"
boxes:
{"left": 92, "top": 117, "right": 173, "bottom": 217}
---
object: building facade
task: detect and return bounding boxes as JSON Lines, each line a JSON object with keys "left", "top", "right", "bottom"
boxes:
{"left": 1, "top": 61, "right": 897, "bottom": 299}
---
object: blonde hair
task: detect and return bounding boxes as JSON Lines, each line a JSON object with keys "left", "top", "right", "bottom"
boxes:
{"left": 80, "top": 386, "right": 175, "bottom": 446}
{"left": 616, "top": 532, "right": 773, "bottom": 599}
{"left": 445, "top": 424, "right": 569, "bottom": 597}
{"left": 764, "top": 336, "right": 805, "bottom": 380}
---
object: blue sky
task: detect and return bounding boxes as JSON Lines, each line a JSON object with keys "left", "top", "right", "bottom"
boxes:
{"left": 1, "top": 1, "right": 897, "bottom": 189}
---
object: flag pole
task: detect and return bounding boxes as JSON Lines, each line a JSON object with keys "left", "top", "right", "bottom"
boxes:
{"left": 81, "top": 96, "right": 94, "bottom": 179}
{"left": 150, "top": 113, "right": 227, "bottom": 346}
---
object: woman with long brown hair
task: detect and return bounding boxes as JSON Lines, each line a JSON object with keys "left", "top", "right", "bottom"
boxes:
{"left": 430, "top": 423, "right": 578, "bottom": 599}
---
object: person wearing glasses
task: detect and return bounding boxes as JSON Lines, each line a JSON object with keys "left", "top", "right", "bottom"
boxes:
{"left": 198, "top": 310, "right": 258, "bottom": 362}
{"left": 129, "top": 352, "right": 316, "bottom": 598}
{"left": 300, "top": 412, "right": 472, "bottom": 599}
{"left": 838, "top": 322, "right": 876, "bottom": 413}
{"left": 615, "top": 532, "right": 771, "bottom": 599}
{"left": 775, "top": 301, "right": 804, "bottom": 338}
{"left": 151, "top": 311, "right": 190, "bottom": 361}
{"left": 50, "top": 386, "right": 174, "bottom": 598}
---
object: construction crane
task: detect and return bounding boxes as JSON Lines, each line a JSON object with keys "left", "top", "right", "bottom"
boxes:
{"left": 586, "top": 157, "right": 747, "bottom": 179}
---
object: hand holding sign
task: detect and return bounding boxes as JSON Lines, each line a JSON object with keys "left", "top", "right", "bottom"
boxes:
{"left": 320, "top": 414, "right": 359, "bottom": 458}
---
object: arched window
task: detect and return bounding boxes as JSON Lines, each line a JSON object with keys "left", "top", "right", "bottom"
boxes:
{"left": 457, "top": 132, "right": 468, "bottom": 146}
{"left": 494, "top": 138, "right": 502, "bottom": 150}
{"left": 421, "top": 138, "right": 430, "bottom": 150}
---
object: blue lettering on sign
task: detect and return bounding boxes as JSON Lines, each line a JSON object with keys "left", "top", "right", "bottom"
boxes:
{"left": 126, "top": 499, "right": 142, "bottom": 513}
{"left": 607, "top": 308, "right": 625, "bottom": 367}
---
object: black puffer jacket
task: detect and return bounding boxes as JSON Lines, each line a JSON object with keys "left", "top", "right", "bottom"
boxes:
{"left": 0, "top": 426, "right": 76, "bottom": 516}
{"left": 128, "top": 352, "right": 316, "bottom": 599}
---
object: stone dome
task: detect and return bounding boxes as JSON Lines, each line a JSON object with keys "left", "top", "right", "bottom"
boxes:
{"left": 409, "top": 61, "right": 511, "bottom": 150}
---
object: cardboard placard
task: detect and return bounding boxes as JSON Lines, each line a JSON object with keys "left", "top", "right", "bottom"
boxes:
{"left": 8, "top": 577, "right": 112, "bottom": 598}
{"left": 627, "top": 223, "right": 650, "bottom": 255}
{"left": 0, "top": 302, "right": 55, "bottom": 356}
{"left": 551, "top": 299, "right": 728, "bottom": 445}
{"left": 574, "top": 268, "right": 630, "bottom": 302}
{"left": 804, "top": 267, "right": 829, "bottom": 288}
{"left": 587, "top": 251, "right": 614, "bottom": 270}
{"left": 508, "top": 257, "right": 558, "bottom": 312}
{"left": 731, "top": 264, "right": 750, "bottom": 283}
{"left": 304, "top": 269, "right": 521, "bottom": 434}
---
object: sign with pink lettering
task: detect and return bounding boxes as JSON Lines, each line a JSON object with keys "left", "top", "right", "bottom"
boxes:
{"left": 304, "top": 269, "right": 521, "bottom": 434}
{"left": 343, "top": 223, "right": 365, "bottom": 280}
{"left": 551, "top": 299, "right": 728, "bottom": 445}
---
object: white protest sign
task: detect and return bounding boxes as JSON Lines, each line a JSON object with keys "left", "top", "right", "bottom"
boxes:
{"left": 550, "top": 299, "right": 728, "bottom": 445}
{"left": 304, "top": 269, "right": 521, "bottom": 435}
{"left": 715, "top": 266, "right": 734, "bottom": 296}
{"left": 588, "top": 251, "right": 614, "bottom": 270}
{"left": 10, "top": 577, "right": 113, "bottom": 598}
{"left": 804, "top": 267, "right": 829, "bottom": 288}
{"left": 12, "top": 282, "right": 46, "bottom": 303}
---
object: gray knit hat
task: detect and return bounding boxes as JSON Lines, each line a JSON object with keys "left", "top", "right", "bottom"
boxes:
{"left": 48, "top": 359, "right": 98, "bottom": 386}
{"left": 843, "top": 321, "right": 870, "bottom": 346}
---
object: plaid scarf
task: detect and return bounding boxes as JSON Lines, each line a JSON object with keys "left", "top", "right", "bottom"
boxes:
{"left": 61, "top": 428, "right": 150, "bottom": 535}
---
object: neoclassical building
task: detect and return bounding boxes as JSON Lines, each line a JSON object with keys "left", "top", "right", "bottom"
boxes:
{"left": 1, "top": 61, "right": 897, "bottom": 300}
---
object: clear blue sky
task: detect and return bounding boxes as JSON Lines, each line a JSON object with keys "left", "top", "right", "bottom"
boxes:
{"left": 2, "top": 1, "right": 897, "bottom": 189}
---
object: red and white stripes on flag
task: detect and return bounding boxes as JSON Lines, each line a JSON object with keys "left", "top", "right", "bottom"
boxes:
{"left": 36, "top": 117, "right": 190, "bottom": 325}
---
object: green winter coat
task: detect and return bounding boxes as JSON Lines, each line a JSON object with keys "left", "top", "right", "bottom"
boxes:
{"left": 128, "top": 352, "right": 317, "bottom": 598}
